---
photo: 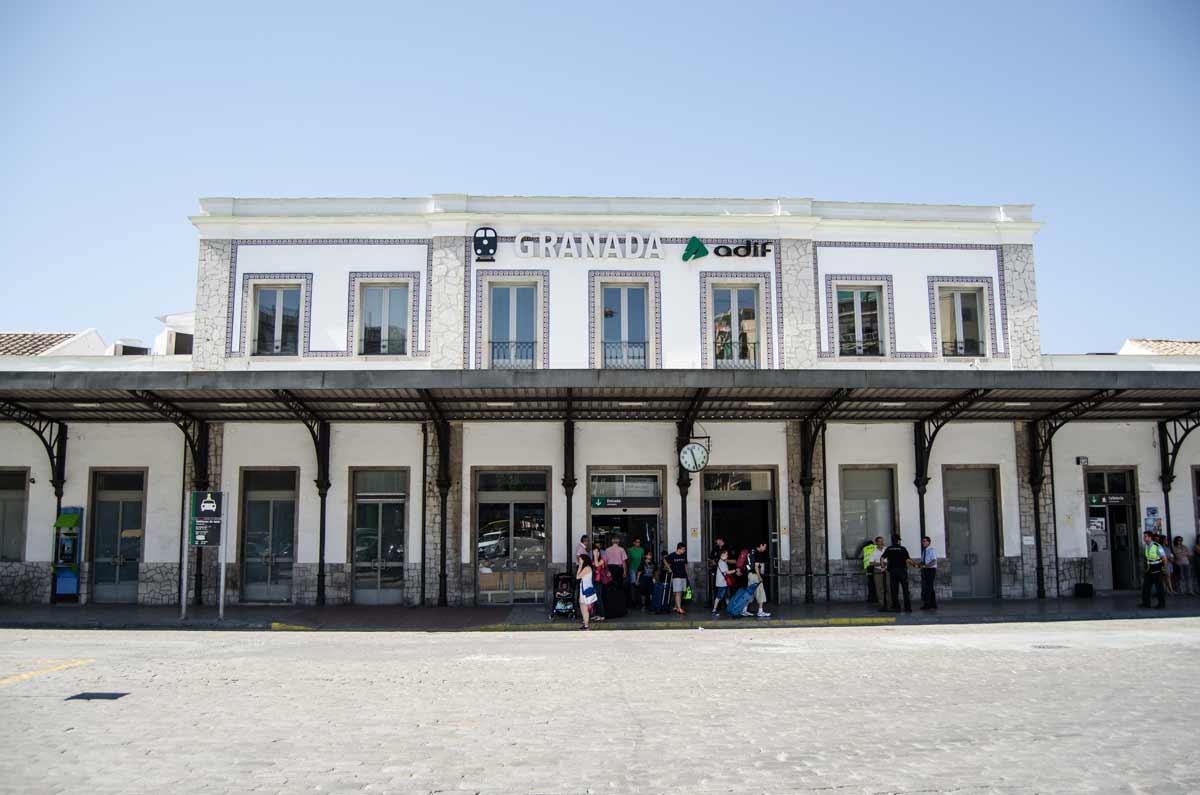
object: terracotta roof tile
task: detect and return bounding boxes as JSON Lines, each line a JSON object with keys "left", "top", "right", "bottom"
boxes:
{"left": 1124, "top": 338, "right": 1200, "bottom": 356}
{"left": 0, "top": 332, "right": 76, "bottom": 356}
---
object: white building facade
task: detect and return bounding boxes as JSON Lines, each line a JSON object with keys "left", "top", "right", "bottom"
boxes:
{"left": 1, "top": 195, "right": 1198, "bottom": 609}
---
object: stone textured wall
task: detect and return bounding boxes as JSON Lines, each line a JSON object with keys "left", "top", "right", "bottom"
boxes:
{"left": 422, "top": 422, "right": 464, "bottom": 605}
{"left": 1001, "top": 244, "right": 1041, "bottom": 370}
{"left": 293, "top": 563, "right": 350, "bottom": 606}
{"left": 779, "top": 239, "right": 817, "bottom": 369}
{"left": 193, "top": 240, "right": 234, "bottom": 370}
{"left": 430, "top": 237, "right": 466, "bottom": 369}
{"left": 1014, "top": 421, "right": 1059, "bottom": 597}
{"left": 0, "top": 562, "right": 52, "bottom": 604}
{"left": 784, "top": 421, "right": 827, "bottom": 604}
{"left": 138, "top": 563, "right": 179, "bottom": 606}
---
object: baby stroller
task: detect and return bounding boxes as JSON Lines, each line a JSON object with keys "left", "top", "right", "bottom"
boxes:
{"left": 549, "top": 572, "right": 577, "bottom": 621}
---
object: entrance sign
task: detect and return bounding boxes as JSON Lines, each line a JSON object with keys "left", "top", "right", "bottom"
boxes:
{"left": 591, "top": 495, "right": 660, "bottom": 509}
{"left": 1088, "top": 494, "right": 1127, "bottom": 506}
{"left": 190, "top": 491, "right": 223, "bottom": 547}
{"left": 515, "top": 233, "right": 664, "bottom": 259}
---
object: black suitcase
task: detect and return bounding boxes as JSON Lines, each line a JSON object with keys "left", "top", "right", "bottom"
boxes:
{"left": 604, "top": 581, "right": 628, "bottom": 618}
{"left": 1073, "top": 582, "right": 1095, "bottom": 598}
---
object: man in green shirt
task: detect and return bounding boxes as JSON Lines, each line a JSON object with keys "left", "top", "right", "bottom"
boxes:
{"left": 627, "top": 538, "right": 645, "bottom": 596}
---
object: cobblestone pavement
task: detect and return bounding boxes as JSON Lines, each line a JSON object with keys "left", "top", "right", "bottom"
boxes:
{"left": 2, "top": 620, "right": 1199, "bottom": 794}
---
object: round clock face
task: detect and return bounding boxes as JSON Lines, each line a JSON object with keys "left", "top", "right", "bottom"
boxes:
{"left": 679, "top": 442, "right": 709, "bottom": 473}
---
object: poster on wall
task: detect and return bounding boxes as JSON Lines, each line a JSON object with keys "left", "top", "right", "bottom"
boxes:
{"left": 1143, "top": 517, "right": 1163, "bottom": 535}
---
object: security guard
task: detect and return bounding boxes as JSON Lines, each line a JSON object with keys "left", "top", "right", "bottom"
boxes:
{"left": 1141, "top": 531, "right": 1167, "bottom": 609}
{"left": 862, "top": 538, "right": 878, "bottom": 603}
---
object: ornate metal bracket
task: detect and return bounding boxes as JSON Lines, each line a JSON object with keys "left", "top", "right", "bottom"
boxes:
{"left": 1159, "top": 407, "right": 1200, "bottom": 494}
{"left": 799, "top": 388, "right": 850, "bottom": 492}
{"left": 913, "top": 389, "right": 991, "bottom": 493}
{"left": 129, "top": 390, "right": 210, "bottom": 490}
{"left": 0, "top": 399, "right": 67, "bottom": 507}
{"left": 1029, "top": 389, "right": 1123, "bottom": 487}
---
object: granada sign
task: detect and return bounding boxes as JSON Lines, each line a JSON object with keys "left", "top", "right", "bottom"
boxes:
{"left": 515, "top": 232, "right": 664, "bottom": 259}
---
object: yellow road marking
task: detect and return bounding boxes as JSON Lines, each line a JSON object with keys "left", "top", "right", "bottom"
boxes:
{"left": 0, "top": 659, "right": 93, "bottom": 687}
{"left": 270, "top": 622, "right": 314, "bottom": 631}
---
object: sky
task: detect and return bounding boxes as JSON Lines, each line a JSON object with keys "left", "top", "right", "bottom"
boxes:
{"left": 1, "top": 1, "right": 1197, "bottom": 353}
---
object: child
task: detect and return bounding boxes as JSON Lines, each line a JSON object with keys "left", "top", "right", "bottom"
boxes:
{"left": 711, "top": 549, "right": 731, "bottom": 617}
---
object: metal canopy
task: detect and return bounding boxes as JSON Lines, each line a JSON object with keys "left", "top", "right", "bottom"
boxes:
{"left": 1, "top": 369, "right": 1199, "bottom": 424}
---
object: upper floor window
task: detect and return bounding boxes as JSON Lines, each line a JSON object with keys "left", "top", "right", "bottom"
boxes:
{"left": 712, "top": 285, "right": 759, "bottom": 369}
{"left": 836, "top": 287, "right": 883, "bottom": 357}
{"left": 601, "top": 284, "right": 648, "bottom": 369}
{"left": 254, "top": 285, "right": 301, "bottom": 356}
{"left": 938, "top": 287, "right": 984, "bottom": 357}
{"left": 360, "top": 284, "right": 409, "bottom": 356}
{"left": 490, "top": 284, "right": 537, "bottom": 369}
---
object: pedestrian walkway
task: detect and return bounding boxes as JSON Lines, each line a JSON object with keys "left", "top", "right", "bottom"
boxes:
{"left": 2, "top": 593, "right": 1198, "bottom": 632}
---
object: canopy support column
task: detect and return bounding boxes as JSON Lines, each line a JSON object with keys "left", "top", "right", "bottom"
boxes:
{"left": 275, "top": 390, "right": 332, "bottom": 606}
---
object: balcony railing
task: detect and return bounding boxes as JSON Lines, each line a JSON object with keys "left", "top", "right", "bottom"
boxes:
{"left": 490, "top": 341, "right": 537, "bottom": 369}
{"left": 714, "top": 341, "right": 759, "bottom": 369}
{"left": 602, "top": 341, "right": 648, "bottom": 369}
{"left": 942, "top": 339, "right": 985, "bottom": 357}
{"left": 838, "top": 336, "right": 882, "bottom": 357}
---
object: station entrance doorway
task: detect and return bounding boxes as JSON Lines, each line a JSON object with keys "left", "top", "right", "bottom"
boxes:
{"left": 942, "top": 468, "right": 999, "bottom": 598}
{"left": 1085, "top": 468, "right": 1139, "bottom": 591}
{"left": 588, "top": 471, "right": 662, "bottom": 571}
{"left": 702, "top": 469, "right": 779, "bottom": 603}
{"left": 474, "top": 470, "right": 548, "bottom": 606}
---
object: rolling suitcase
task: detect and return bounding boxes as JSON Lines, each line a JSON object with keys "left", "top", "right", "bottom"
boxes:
{"left": 604, "top": 581, "right": 628, "bottom": 618}
{"left": 651, "top": 581, "right": 671, "bottom": 613}
{"left": 726, "top": 586, "right": 756, "bottom": 618}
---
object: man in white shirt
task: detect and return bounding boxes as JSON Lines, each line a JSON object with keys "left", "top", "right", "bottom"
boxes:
{"left": 919, "top": 536, "right": 938, "bottom": 610}
{"left": 868, "top": 536, "right": 887, "bottom": 609}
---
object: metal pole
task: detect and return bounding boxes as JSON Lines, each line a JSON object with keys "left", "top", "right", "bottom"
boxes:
{"left": 218, "top": 508, "right": 227, "bottom": 621}
{"left": 180, "top": 489, "right": 190, "bottom": 621}
{"left": 1158, "top": 422, "right": 1174, "bottom": 548}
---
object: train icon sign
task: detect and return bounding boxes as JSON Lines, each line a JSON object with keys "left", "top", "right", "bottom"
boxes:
{"left": 473, "top": 227, "right": 497, "bottom": 261}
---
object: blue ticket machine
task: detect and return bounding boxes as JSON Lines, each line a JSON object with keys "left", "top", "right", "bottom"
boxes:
{"left": 52, "top": 507, "right": 83, "bottom": 603}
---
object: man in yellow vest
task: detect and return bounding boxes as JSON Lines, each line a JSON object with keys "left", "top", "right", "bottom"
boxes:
{"left": 862, "top": 538, "right": 878, "bottom": 603}
{"left": 1141, "top": 531, "right": 1167, "bottom": 609}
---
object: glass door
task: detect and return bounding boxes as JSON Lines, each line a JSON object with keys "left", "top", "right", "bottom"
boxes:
{"left": 241, "top": 471, "right": 297, "bottom": 602}
{"left": 353, "top": 501, "right": 406, "bottom": 604}
{"left": 475, "top": 471, "right": 547, "bottom": 605}
{"left": 91, "top": 472, "right": 144, "bottom": 604}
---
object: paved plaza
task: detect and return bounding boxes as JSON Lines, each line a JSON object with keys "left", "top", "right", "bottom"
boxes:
{"left": 2, "top": 619, "right": 1199, "bottom": 794}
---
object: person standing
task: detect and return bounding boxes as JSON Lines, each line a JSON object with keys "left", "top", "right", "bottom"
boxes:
{"left": 576, "top": 553, "right": 596, "bottom": 630}
{"left": 708, "top": 537, "right": 726, "bottom": 600}
{"left": 1171, "top": 536, "right": 1189, "bottom": 594}
{"left": 711, "top": 549, "right": 731, "bottom": 617}
{"left": 591, "top": 543, "right": 608, "bottom": 620}
{"left": 1141, "top": 531, "right": 1167, "bottom": 609}
{"left": 880, "top": 534, "right": 917, "bottom": 613}
{"left": 627, "top": 537, "right": 646, "bottom": 597}
{"left": 604, "top": 535, "right": 628, "bottom": 585}
{"left": 861, "top": 537, "right": 879, "bottom": 604}
{"left": 919, "top": 536, "right": 938, "bottom": 610}
{"left": 575, "top": 535, "right": 590, "bottom": 559}
{"left": 868, "top": 536, "right": 888, "bottom": 610}
{"left": 746, "top": 541, "right": 771, "bottom": 618}
{"left": 1162, "top": 535, "right": 1177, "bottom": 595}
{"left": 666, "top": 542, "right": 690, "bottom": 615}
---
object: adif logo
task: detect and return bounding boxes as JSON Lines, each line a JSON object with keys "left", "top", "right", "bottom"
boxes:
{"left": 682, "top": 236, "right": 709, "bottom": 261}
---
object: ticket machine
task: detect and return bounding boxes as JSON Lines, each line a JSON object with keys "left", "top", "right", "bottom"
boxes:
{"left": 52, "top": 507, "right": 83, "bottom": 602}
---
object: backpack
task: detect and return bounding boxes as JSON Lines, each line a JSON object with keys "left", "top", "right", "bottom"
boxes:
{"left": 736, "top": 549, "right": 750, "bottom": 572}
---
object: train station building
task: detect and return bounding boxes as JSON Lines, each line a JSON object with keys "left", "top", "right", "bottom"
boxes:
{"left": 1, "top": 194, "right": 1198, "bottom": 609}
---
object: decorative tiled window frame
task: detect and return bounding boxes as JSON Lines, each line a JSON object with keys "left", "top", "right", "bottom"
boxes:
{"left": 698, "top": 271, "right": 775, "bottom": 369}
{"left": 465, "top": 236, "right": 781, "bottom": 369}
{"left": 473, "top": 269, "right": 551, "bottom": 369}
{"left": 239, "top": 273, "right": 313, "bottom": 357}
{"left": 224, "top": 239, "right": 432, "bottom": 358}
{"left": 821, "top": 274, "right": 899, "bottom": 359}
{"left": 587, "top": 271, "right": 663, "bottom": 369}
{"left": 813, "top": 242, "right": 1009, "bottom": 360}
{"left": 347, "top": 271, "right": 422, "bottom": 357}
{"left": 926, "top": 276, "right": 1004, "bottom": 359}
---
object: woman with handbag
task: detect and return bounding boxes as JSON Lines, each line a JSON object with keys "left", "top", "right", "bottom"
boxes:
{"left": 591, "top": 542, "right": 609, "bottom": 621}
{"left": 576, "top": 554, "right": 597, "bottom": 630}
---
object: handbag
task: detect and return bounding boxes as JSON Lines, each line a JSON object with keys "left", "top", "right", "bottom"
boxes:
{"left": 684, "top": 585, "right": 693, "bottom": 601}
{"left": 596, "top": 562, "right": 613, "bottom": 584}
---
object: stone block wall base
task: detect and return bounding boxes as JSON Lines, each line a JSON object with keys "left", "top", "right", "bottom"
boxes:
{"left": 291, "top": 563, "right": 351, "bottom": 606}
{"left": 138, "top": 563, "right": 180, "bottom": 606}
{"left": 0, "top": 561, "right": 53, "bottom": 604}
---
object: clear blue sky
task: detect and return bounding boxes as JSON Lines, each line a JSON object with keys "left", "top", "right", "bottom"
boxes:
{"left": 2, "top": 1, "right": 1197, "bottom": 353}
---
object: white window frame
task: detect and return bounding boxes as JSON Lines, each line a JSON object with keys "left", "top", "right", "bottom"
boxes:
{"left": 357, "top": 281, "right": 413, "bottom": 357}
{"left": 709, "top": 283, "right": 761, "bottom": 369}
{"left": 251, "top": 283, "right": 304, "bottom": 357}
{"left": 600, "top": 283, "right": 650, "bottom": 369}
{"left": 483, "top": 280, "right": 541, "bottom": 369}
{"left": 936, "top": 285, "right": 988, "bottom": 358}
{"left": 834, "top": 284, "right": 887, "bottom": 358}
{"left": 589, "top": 273, "right": 659, "bottom": 370}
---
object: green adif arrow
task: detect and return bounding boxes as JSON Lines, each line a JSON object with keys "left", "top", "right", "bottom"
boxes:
{"left": 682, "top": 236, "right": 709, "bottom": 261}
